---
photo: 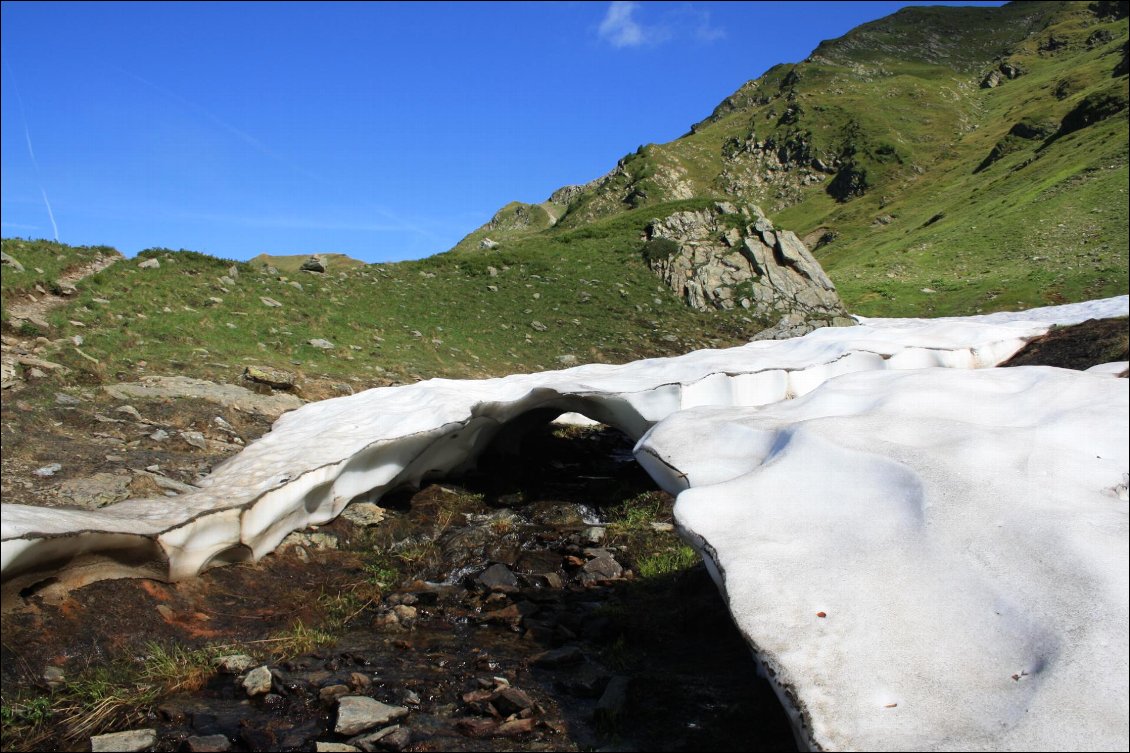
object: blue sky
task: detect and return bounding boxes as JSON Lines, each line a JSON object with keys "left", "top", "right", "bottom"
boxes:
{"left": 2, "top": 1, "right": 1002, "bottom": 263}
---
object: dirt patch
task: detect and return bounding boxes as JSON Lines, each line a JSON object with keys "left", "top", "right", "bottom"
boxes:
{"left": 1000, "top": 316, "right": 1128, "bottom": 371}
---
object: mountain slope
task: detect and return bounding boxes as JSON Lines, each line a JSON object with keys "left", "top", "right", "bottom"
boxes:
{"left": 458, "top": 0, "right": 1128, "bottom": 317}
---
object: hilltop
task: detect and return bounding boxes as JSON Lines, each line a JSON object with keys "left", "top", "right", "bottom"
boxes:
{"left": 454, "top": 0, "right": 1128, "bottom": 318}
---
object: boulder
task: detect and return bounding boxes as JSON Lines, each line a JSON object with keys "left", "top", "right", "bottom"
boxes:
{"left": 302, "top": 256, "right": 327, "bottom": 273}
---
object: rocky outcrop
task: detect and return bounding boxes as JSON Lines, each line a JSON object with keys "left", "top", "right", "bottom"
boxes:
{"left": 643, "top": 202, "right": 852, "bottom": 338}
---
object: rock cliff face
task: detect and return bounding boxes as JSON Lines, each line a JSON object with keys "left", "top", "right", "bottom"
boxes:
{"left": 643, "top": 202, "right": 852, "bottom": 338}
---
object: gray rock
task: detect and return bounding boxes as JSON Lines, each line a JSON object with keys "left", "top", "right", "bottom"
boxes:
{"left": 214, "top": 654, "right": 256, "bottom": 674}
{"left": 260, "top": 296, "right": 283, "bottom": 308}
{"left": 335, "top": 696, "right": 409, "bottom": 736}
{"left": 115, "top": 405, "right": 144, "bottom": 421}
{"left": 34, "top": 463, "right": 62, "bottom": 477}
{"left": 243, "top": 665, "right": 273, "bottom": 696}
{"left": 150, "top": 428, "right": 170, "bottom": 442}
{"left": 90, "top": 728, "right": 157, "bottom": 752}
{"left": 57, "top": 473, "right": 131, "bottom": 509}
{"left": 308, "top": 338, "right": 335, "bottom": 350}
{"left": 479, "top": 238, "right": 500, "bottom": 250}
{"left": 243, "top": 364, "right": 298, "bottom": 390}
{"left": 1, "top": 250, "right": 25, "bottom": 272}
{"left": 281, "top": 531, "right": 339, "bottom": 551}
{"left": 477, "top": 563, "right": 519, "bottom": 592}
{"left": 316, "top": 744, "right": 361, "bottom": 753}
{"left": 581, "top": 551, "right": 623, "bottom": 582}
{"left": 341, "top": 502, "right": 387, "bottom": 527}
{"left": 181, "top": 431, "right": 207, "bottom": 450}
{"left": 54, "top": 392, "right": 82, "bottom": 406}
{"left": 529, "top": 320, "right": 548, "bottom": 332}
{"left": 302, "top": 256, "right": 327, "bottom": 273}
{"left": 105, "top": 376, "right": 303, "bottom": 419}
{"left": 185, "top": 734, "right": 232, "bottom": 752}
{"left": 643, "top": 203, "right": 848, "bottom": 338}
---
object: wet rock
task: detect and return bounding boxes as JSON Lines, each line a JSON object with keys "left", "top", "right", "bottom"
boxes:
{"left": 492, "top": 687, "right": 535, "bottom": 716}
{"left": 243, "top": 665, "right": 273, "bottom": 696}
{"left": 497, "top": 717, "right": 537, "bottom": 737}
{"left": 532, "top": 645, "right": 584, "bottom": 668}
{"left": 582, "top": 526, "right": 606, "bottom": 545}
{"left": 215, "top": 654, "right": 256, "bottom": 674}
{"left": 320, "top": 684, "right": 352, "bottom": 704}
{"left": 349, "top": 671, "right": 373, "bottom": 690}
{"left": 185, "top": 734, "right": 232, "bottom": 752}
{"left": 90, "top": 728, "right": 157, "bottom": 752}
{"left": 335, "top": 696, "right": 409, "bottom": 735}
{"left": 558, "top": 663, "right": 610, "bottom": 698}
{"left": 581, "top": 550, "right": 623, "bottom": 582}
{"left": 477, "top": 563, "right": 518, "bottom": 593}
{"left": 595, "top": 675, "right": 630, "bottom": 722}
{"left": 349, "top": 724, "right": 409, "bottom": 752}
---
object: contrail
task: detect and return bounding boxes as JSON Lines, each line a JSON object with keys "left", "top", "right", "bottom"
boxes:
{"left": 3, "top": 55, "right": 59, "bottom": 241}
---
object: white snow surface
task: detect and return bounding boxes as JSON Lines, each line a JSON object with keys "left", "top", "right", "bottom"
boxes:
{"left": 2, "top": 295, "right": 1127, "bottom": 750}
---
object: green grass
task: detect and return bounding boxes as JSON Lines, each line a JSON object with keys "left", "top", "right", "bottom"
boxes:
{"left": 0, "top": 239, "right": 118, "bottom": 325}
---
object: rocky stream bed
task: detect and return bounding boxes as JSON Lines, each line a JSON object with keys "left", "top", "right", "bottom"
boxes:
{"left": 1, "top": 424, "right": 796, "bottom": 752}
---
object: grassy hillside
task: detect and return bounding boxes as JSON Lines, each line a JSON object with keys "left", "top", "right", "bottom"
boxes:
{"left": 466, "top": 1, "right": 1128, "bottom": 317}
{"left": 1, "top": 203, "right": 763, "bottom": 390}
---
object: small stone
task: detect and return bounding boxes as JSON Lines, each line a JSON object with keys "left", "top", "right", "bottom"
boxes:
{"left": 260, "top": 296, "right": 283, "bottom": 308}
{"left": 529, "top": 320, "right": 548, "bottom": 332}
{"left": 316, "top": 743, "right": 361, "bottom": 753}
{"left": 137, "top": 258, "right": 160, "bottom": 269}
{"left": 34, "top": 463, "right": 62, "bottom": 477}
{"left": 582, "top": 526, "right": 606, "bottom": 545}
{"left": 90, "top": 728, "right": 157, "bottom": 752}
{"left": 649, "top": 521, "right": 675, "bottom": 532}
{"left": 335, "top": 696, "right": 409, "bottom": 735}
{"left": 54, "top": 392, "right": 82, "bottom": 406}
{"left": 308, "top": 338, "right": 335, "bottom": 350}
{"left": 181, "top": 431, "right": 207, "bottom": 449}
{"left": 243, "top": 665, "right": 273, "bottom": 696}
{"left": 43, "top": 665, "right": 65, "bottom": 689}
{"left": 185, "top": 734, "right": 232, "bottom": 752}
{"left": 349, "top": 672, "right": 373, "bottom": 690}
{"left": 150, "top": 429, "right": 170, "bottom": 442}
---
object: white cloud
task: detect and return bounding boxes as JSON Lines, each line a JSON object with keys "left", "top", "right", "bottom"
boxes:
{"left": 597, "top": 2, "right": 722, "bottom": 49}
{"left": 598, "top": 2, "right": 648, "bottom": 48}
